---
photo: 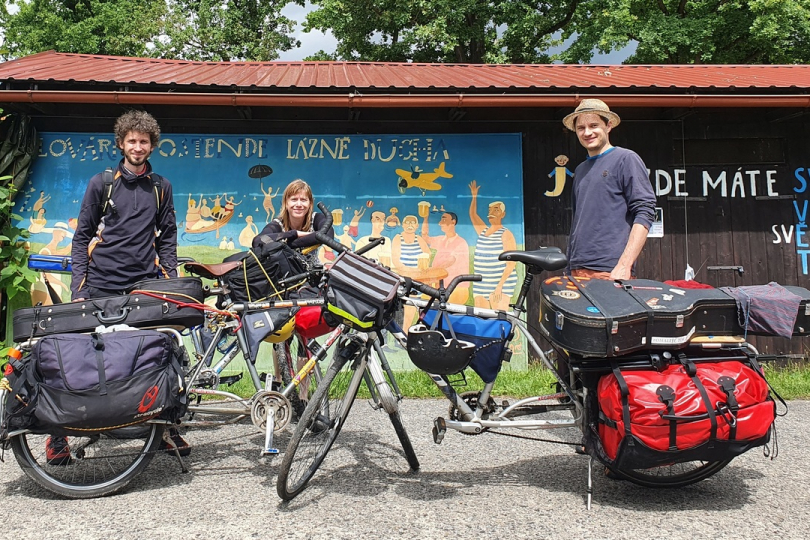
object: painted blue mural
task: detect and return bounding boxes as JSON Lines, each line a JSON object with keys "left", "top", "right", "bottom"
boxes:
{"left": 19, "top": 132, "right": 525, "bottom": 310}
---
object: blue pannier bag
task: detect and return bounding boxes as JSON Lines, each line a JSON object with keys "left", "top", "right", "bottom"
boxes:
{"left": 421, "top": 310, "right": 513, "bottom": 383}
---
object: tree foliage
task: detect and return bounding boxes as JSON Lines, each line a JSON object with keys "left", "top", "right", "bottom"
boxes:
{"left": 562, "top": 0, "right": 810, "bottom": 64}
{"left": 154, "top": 0, "right": 299, "bottom": 61}
{"left": 1, "top": 0, "right": 168, "bottom": 57}
{"left": 0, "top": 0, "right": 300, "bottom": 61}
{"left": 302, "top": 0, "right": 578, "bottom": 63}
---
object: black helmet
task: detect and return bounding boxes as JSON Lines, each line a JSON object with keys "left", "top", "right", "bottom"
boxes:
{"left": 406, "top": 324, "right": 476, "bottom": 375}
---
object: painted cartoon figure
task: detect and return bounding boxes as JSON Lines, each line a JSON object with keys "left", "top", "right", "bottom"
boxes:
{"left": 260, "top": 182, "right": 281, "bottom": 222}
{"left": 546, "top": 154, "right": 574, "bottom": 197}
{"left": 355, "top": 210, "right": 392, "bottom": 266}
{"left": 30, "top": 221, "right": 73, "bottom": 305}
{"left": 239, "top": 215, "right": 259, "bottom": 247}
{"left": 469, "top": 180, "right": 517, "bottom": 310}
{"left": 32, "top": 190, "right": 51, "bottom": 213}
{"left": 421, "top": 210, "right": 471, "bottom": 304}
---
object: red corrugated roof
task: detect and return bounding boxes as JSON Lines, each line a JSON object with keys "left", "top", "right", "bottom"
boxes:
{"left": 0, "top": 51, "right": 807, "bottom": 92}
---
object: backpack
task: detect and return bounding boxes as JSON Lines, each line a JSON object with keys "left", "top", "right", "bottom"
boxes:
{"left": 221, "top": 239, "right": 309, "bottom": 303}
{"left": 592, "top": 354, "right": 779, "bottom": 471}
{"left": 100, "top": 167, "right": 164, "bottom": 226}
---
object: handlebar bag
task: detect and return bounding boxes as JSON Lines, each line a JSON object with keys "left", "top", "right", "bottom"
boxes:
{"left": 2, "top": 330, "right": 187, "bottom": 436}
{"left": 322, "top": 251, "right": 400, "bottom": 332}
{"left": 221, "top": 239, "right": 308, "bottom": 302}
{"left": 594, "top": 356, "right": 776, "bottom": 470}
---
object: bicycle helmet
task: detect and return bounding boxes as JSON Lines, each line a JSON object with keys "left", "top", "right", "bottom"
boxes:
{"left": 406, "top": 323, "right": 476, "bottom": 375}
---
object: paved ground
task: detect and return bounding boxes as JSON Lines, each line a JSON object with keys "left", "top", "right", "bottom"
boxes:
{"left": 2, "top": 399, "right": 808, "bottom": 540}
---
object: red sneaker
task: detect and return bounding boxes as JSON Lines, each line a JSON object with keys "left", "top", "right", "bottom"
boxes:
{"left": 45, "top": 436, "right": 72, "bottom": 466}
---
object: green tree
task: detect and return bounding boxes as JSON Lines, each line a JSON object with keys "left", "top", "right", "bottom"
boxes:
{"left": 1, "top": 0, "right": 168, "bottom": 58}
{"left": 154, "top": 0, "right": 299, "bottom": 61}
{"left": 562, "top": 0, "right": 810, "bottom": 64}
{"left": 302, "top": 0, "right": 578, "bottom": 63}
{"left": 0, "top": 0, "right": 300, "bottom": 61}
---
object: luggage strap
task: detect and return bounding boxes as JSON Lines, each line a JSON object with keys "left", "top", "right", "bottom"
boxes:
{"left": 569, "top": 276, "right": 615, "bottom": 356}
{"left": 617, "top": 281, "right": 655, "bottom": 354}
{"left": 609, "top": 360, "right": 634, "bottom": 448}
{"left": 678, "top": 354, "right": 718, "bottom": 448}
{"left": 91, "top": 333, "right": 108, "bottom": 396}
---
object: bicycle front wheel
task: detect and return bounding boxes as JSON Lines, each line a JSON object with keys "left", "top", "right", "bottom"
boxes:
{"left": 277, "top": 350, "right": 366, "bottom": 500}
{"left": 11, "top": 423, "right": 164, "bottom": 498}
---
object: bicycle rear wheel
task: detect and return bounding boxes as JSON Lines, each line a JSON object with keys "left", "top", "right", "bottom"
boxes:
{"left": 275, "top": 336, "right": 310, "bottom": 418}
{"left": 276, "top": 349, "right": 366, "bottom": 500}
{"left": 10, "top": 423, "right": 164, "bottom": 498}
{"left": 611, "top": 459, "right": 732, "bottom": 487}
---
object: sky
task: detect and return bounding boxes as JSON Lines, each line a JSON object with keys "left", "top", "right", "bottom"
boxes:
{"left": 277, "top": 3, "right": 637, "bottom": 63}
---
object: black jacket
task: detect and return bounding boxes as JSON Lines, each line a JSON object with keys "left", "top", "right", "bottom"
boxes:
{"left": 70, "top": 159, "right": 178, "bottom": 299}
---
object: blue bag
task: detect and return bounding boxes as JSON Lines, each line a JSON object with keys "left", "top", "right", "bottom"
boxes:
{"left": 421, "top": 310, "right": 513, "bottom": 383}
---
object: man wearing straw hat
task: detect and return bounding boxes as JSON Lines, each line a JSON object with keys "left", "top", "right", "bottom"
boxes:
{"left": 562, "top": 99, "right": 656, "bottom": 280}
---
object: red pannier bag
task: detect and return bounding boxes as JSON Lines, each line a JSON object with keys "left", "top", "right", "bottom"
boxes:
{"left": 597, "top": 357, "right": 776, "bottom": 470}
{"left": 294, "top": 306, "right": 335, "bottom": 340}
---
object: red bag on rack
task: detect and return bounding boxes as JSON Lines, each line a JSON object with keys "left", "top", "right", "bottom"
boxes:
{"left": 597, "top": 359, "right": 775, "bottom": 468}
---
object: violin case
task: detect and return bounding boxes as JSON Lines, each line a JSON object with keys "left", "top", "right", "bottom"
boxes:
{"left": 12, "top": 278, "right": 206, "bottom": 342}
{"left": 539, "top": 276, "right": 810, "bottom": 358}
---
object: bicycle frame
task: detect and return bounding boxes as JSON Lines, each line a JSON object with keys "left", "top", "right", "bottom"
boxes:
{"left": 391, "top": 301, "right": 583, "bottom": 437}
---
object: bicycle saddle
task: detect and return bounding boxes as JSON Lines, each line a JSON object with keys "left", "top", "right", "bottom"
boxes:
{"left": 184, "top": 260, "right": 243, "bottom": 280}
{"left": 499, "top": 247, "right": 568, "bottom": 274}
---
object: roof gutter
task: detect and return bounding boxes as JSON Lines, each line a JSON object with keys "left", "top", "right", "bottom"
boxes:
{"left": 1, "top": 90, "right": 810, "bottom": 108}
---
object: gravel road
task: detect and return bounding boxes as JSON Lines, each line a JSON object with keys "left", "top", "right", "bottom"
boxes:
{"left": 2, "top": 399, "right": 808, "bottom": 540}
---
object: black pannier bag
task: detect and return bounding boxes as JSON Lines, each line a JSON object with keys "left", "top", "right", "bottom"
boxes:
{"left": 2, "top": 330, "right": 187, "bottom": 436}
{"left": 322, "top": 250, "right": 400, "bottom": 332}
{"left": 13, "top": 277, "right": 206, "bottom": 341}
{"left": 221, "top": 239, "right": 308, "bottom": 302}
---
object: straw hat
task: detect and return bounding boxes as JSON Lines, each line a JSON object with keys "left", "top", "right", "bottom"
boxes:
{"left": 562, "top": 99, "right": 621, "bottom": 132}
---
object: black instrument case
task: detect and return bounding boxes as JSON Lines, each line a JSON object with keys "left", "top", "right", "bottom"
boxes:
{"left": 539, "top": 276, "right": 810, "bottom": 358}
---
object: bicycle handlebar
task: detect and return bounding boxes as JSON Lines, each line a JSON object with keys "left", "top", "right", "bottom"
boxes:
{"left": 407, "top": 274, "right": 482, "bottom": 302}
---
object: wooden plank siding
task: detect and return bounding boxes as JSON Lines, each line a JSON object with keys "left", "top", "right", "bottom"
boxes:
{"left": 522, "top": 111, "right": 810, "bottom": 359}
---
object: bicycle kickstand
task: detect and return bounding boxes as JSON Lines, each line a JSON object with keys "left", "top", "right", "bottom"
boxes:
{"left": 262, "top": 375, "right": 279, "bottom": 456}
{"left": 586, "top": 457, "right": 593, "bottom": 510}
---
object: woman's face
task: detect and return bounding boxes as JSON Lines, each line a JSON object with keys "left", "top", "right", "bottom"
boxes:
{"left": 286, "top": 190, "right": 311, "bottom": 226}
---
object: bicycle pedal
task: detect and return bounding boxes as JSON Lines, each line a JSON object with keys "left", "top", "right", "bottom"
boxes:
{"left": 219, "top": 373, "right": 243, "bottom": 386}
{"left": 432, "top": 417, "right": 447, "bottom": 444}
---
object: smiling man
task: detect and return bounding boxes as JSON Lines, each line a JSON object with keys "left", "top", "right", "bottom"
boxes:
{"left": 562, "top": 99, "right": 656, "bottom": 280}
{"left": 71, "top": 110, "right": 178, "bottom": 301}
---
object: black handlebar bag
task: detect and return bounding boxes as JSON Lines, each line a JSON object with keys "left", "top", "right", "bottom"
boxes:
{"left": 322, "top": 251, "right": 400, "bottom": 332}
{"left": 2, "top": 330, "right": 187, "bottom": 436}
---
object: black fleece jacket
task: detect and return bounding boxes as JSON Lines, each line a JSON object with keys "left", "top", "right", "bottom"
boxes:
{"left": 70, "top": 159, "right": 178, "bottom": 299}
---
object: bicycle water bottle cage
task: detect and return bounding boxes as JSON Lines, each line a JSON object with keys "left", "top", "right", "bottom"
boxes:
{"left": 406, "top": 324, "right": 476, "bottom": 375}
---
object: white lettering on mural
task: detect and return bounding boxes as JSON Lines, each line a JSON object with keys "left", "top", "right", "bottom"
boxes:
{"left": 362, "top": 138, "right": 449, "bottom": 162}
{"left": 39, "top": 136, "right": 269, "bottom": 159}
{"left": 286, "top": 137, "right": 351, "bottom": 160}
{"left": 794, "top": 169, "right": 810, "bottom": 274}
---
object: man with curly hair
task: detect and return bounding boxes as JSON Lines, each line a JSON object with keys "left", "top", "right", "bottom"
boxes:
{"left": 56, "top": 111, "right": 185, "bottom": 463}
{"left": 71, "top": 110, "right": 178, "bottom": 300}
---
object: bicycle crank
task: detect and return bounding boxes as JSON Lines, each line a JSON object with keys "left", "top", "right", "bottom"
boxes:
{"left": 251, "top": 390, "right": 292, "bottom": 432}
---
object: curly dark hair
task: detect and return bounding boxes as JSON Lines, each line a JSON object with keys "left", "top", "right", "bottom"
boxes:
{"left": 114, "top": 110, "right": 161, "bottom": 147}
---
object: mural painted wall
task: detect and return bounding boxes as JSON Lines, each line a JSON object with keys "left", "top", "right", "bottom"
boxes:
{"left": 17, "top": 132, "right": 527, "bottom": 368}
